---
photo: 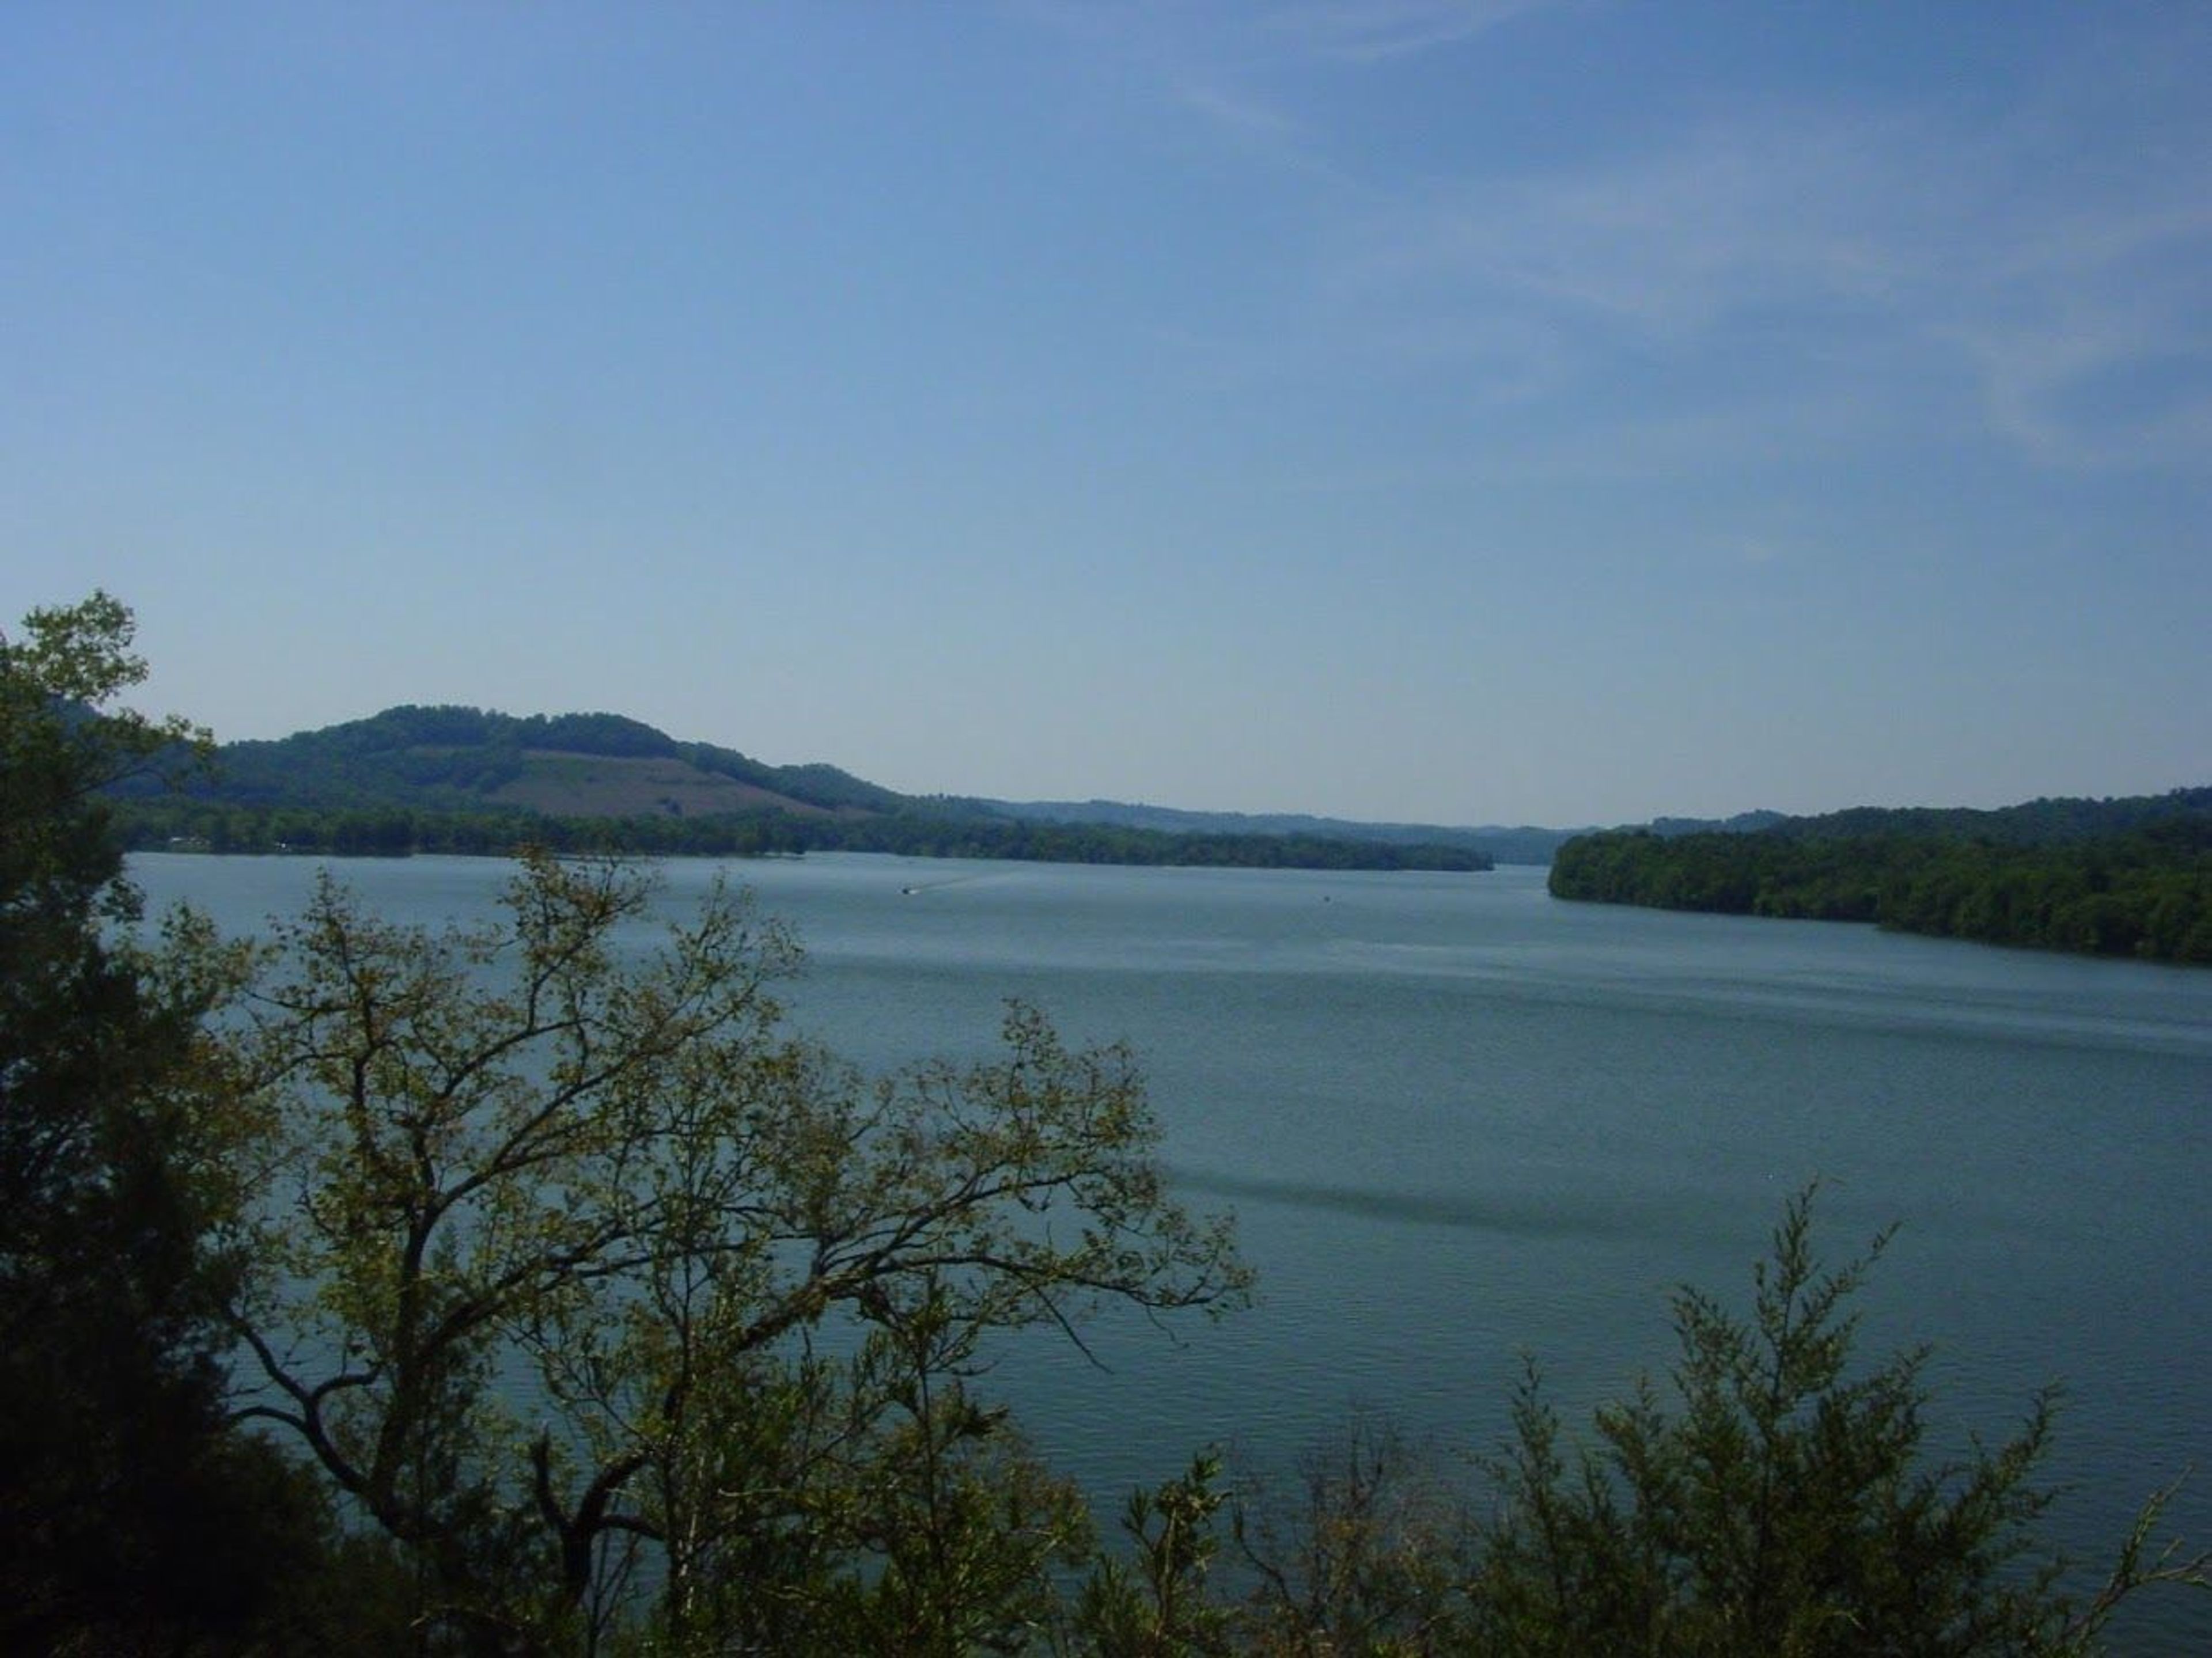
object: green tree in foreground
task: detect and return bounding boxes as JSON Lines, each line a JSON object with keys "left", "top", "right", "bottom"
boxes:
{"left": 219, "top": 849, "right": 1253, "bottom": 1652}
{"left": 1199, "top": 1189, "right": 2210, "bottom": 1656}
{"left": 1080, "top": 1451, "right": 1238, "bottom": 1656}
{"left": 0, "top": 593, "right": 354, "bottom": 1649}
{"left": 1467, "top": 1194, "right": 2074, "bottom": 1655}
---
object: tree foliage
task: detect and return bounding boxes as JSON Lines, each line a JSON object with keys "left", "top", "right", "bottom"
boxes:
{"left": 1463, "top": 1194, "right": 2083, "bottom": 1656}
{"left": 1080, "top": 1451, "right": 1237, "bottom": 1657}
{"left": 219, "top": 850, "right": 1252, "bottom": 1649}
{"left": 1117, "top": 1192, "right": 2209, "bottom": 1656}
{"left": 0, "top": 592, "right": 347, "bottom": 1649}
{"left": 1230, "top": 1414, "right": 1468, "bottom": 1655}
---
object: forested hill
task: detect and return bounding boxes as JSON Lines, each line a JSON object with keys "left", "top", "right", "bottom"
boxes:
{"left": 110, "top": 704, "right": 1494, "bottom": 872}
{"left": 151, "top": 704, "right": 909, "bottom": 817}
{"left": 1755, "top": 790, "right": 2212, "bottom": 846}
{"left": 1549, "top": 787, "right": 2212, "bottom": 963}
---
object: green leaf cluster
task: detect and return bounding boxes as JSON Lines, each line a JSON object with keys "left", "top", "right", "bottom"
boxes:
{"left": 1463, "top": 1197, "right": 2077, "bottom": 1656}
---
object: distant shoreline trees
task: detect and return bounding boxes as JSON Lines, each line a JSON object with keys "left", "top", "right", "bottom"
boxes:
{"left": 111, "top": 795, "right": 1496, "bottom": 871}
{"left": 1550, "top": 813, "right": 2212, "bottom": 964}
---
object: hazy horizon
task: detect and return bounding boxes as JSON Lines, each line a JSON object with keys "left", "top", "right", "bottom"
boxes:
{"left": 191, "top": 695, "right": 2203, "bottom": 834}
{"left": 6, "top": 3, "right": 2207, "bottom": 825}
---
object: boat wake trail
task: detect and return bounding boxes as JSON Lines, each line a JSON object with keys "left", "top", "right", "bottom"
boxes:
{"left": 896, "top": 871, "right": 1008, "bottom": 896}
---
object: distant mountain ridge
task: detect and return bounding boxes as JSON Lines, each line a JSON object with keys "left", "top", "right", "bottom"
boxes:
{"left": 134, "top": 704, "right": 1545, "bottom": 856}
{"left": 117, "top": 705, "right": 1497, "bottom": 869}
{"left": 158, "top": 704, "right": 1798, "bottom": 863}
{"left": 120, "top": 702, "right": 2203, "bottom": 872}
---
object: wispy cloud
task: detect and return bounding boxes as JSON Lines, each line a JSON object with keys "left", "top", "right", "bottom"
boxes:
{"left": 1942, "top": 174, "right": 2212, "bottom": 468}
{"left": 1343, "top": 112, "right": 1916, "bottom": 332}
{"left": 1257, "top": 0, "right": 1566, "bottom": 63}
{"left": 1022, "top": 0, "right": 1568, "bottom": 165}
{"left": 1316, "top": 98, "right": 2211, "bottom": 470}
{"left": 1024, "top": 3, "right": 2211, "bottom": 475}
{"left": 1957, "top": 317, "right": 2212, "bottom": 470}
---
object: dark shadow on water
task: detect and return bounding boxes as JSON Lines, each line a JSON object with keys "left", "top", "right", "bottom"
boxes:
{"left": 1169, "top": 1167, "right": 1688, "bottom": 1239}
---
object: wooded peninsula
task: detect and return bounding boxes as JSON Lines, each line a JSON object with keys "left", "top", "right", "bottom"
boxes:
{"left": 1549, "top": 789, "right": 2212, "bottom": 964}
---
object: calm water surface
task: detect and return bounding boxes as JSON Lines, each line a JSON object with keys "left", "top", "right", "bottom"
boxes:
{"left": 133, "top": 852, "right": 2212, "bottom": 1645}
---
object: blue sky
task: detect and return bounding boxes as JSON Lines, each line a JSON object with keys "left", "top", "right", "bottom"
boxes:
{"left": 4, "top": 1, "right": 2206, "bottom": 826}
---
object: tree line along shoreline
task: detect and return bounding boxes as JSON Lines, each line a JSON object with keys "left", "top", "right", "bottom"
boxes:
{"left": 109, "top": 795, "right": 1497, "bottom": 871}
{"left": 1548, "top": 811, "right": 2212, "bottom": 964}
{"left": 111, "top": 790, "right": 2212, "bottom": 964}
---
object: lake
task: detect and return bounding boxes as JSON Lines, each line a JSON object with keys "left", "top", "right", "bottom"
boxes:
{"left": 132, "top": 851, "right": 2212, "bottom": 1645}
